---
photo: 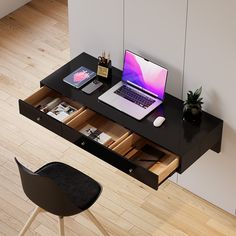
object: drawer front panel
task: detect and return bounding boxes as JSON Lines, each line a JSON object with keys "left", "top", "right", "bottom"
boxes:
{"left": 62, "top": 131, "right": 159, "bottom": 189}
{"left": 113, "top": 133, "right": 179, "bottom": 186}
{"left": 19, "top": 99, "right": 62, "bottom": 136}
{"left": 61, "top": 122, "right": 81, "bottom": 142}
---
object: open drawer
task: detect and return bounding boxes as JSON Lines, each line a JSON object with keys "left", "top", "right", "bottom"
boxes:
{"left": 19, "top": 86, "right": 85, "bottom": 135}
{"left": 63, "top": 108, "right": 131, "bottom": 149}
{"left": 112, "top": 133, "right": 180, "bottom": 185}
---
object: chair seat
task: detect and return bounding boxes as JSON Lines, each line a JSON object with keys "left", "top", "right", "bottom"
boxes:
{"left": 36, "top": 162, "right": 101, "bottom": 211}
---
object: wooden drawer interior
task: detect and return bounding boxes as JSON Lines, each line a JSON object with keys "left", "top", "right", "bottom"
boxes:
{"left": 113, "top": 133, "right": 179, "bottom": 184}
{"left": 24, "top": 86, "right": 85, "bottom": 123}
{"left": 66, "top": 108, "right": 130, "bottom": 148}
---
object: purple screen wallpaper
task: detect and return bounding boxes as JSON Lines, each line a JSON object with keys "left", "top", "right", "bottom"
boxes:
{"left": 122, "top": 51, "right": 167, "bottom": 100}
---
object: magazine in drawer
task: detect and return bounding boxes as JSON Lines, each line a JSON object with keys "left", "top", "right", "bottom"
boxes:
{"left": 62, "top": 108, "right": 130, "bottom": 149}
{"left": 19, "top": 86, "right": 85, "bottom": 135}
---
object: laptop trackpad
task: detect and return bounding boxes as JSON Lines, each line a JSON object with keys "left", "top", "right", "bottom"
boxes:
{"left": 112, "top": 94, "right": 145, "bottom": 113}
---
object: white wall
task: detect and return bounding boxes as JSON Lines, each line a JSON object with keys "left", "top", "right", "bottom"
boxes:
{"left": 69, "top": 0, "right": 187, "bottom": 98}
{"left": 68, "top": 0, "right": 124, "bottom": 69}
{"left": 178, "top": 0, "right": 236, "bottom": 215}
{"left": 68, "top": 0, "right": 236, "bottom": 215}
{"left": 0, "top": 0, "right": 30, "bottom": 19}
{"left": 124, "top": 0, "right": 187, "bottom": 98}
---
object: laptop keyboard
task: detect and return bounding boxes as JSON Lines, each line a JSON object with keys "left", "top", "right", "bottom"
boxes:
{"left": 114, "top": 85, "right": 155, "bottom": 109}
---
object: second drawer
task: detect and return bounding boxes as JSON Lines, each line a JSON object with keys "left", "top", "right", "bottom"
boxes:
{"left": 63, "top": 108, "right": 131, "bottom": 149}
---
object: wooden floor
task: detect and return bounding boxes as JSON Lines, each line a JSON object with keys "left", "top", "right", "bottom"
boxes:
{"left": 0, "top": 0, "right": 235, "bottom": 235}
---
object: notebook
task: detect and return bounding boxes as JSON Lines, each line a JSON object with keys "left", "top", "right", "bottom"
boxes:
{"left": 63, "top": 66, "right": 96, "bottom": 89}
{"left": 98, "top": 50, "right": 168, "bottom": 120}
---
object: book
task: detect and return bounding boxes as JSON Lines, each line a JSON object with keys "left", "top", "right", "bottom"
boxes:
{"left": 79, "top": 124, "right": 113, "bottom": 147}
{"left": 47, "top": 101, "right": 77, "bottom": 122}
{"left": 36, "top": 97, "right": 62, "bottom": 113}
{"left": 63, "top": 66, "right": 96, "bottom": 89}
{"left": 129, "top": 144, "right": 165, "bottom": 169}
{"left": 35, "top": 97, "right": 54, "bottom": 111}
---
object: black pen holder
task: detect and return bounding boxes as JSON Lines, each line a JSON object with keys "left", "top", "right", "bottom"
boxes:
{"left": 97, "top": 60, "right": 112, "bottom": 79}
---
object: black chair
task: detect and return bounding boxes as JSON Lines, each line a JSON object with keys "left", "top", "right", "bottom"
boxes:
{"left": 15, "top": 158, "right": 109, "bottom": 236}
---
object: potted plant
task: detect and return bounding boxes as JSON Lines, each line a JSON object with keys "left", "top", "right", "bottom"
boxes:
{"left": 183, "top": 87, "right": 203, "bottom": 123}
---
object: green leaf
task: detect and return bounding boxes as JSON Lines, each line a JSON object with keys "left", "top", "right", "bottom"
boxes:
{"left": 185, "top": 86, "right": 203, "bottom": 107}
{"left": 189, "top": 91, "right": 193, "bottom": 96}
{"left": 194, "top": 86, "right": 202, "bottom": 97}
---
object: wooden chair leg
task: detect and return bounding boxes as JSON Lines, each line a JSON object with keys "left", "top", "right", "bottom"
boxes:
{"left": 19, "top": 206, "right": 42, "bottom": 236}
{"left": 85, "top": 210, "right": 109, "bottom": 236}
{"left": 58, "top": 216, "right": 65, "bottom": 236}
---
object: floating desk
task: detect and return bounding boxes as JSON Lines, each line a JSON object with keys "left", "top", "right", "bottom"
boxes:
{"left": 19, "top": 52, "right": 223, "bottom": 189}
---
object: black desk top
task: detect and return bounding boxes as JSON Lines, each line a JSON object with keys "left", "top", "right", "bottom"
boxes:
{"left": 41, "top": 52, "right": 223, "bottom": 172}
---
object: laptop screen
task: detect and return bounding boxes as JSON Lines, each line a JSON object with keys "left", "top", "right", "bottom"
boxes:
{"left": 122, "top": 50, "right": 168, "bottom": 100}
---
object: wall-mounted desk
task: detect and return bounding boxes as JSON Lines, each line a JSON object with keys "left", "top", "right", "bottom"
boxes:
{"left": 19, "top": 53, "right": 223, "bottom": 189}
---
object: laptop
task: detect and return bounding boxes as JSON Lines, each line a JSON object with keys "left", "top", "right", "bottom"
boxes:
{"left": 98, "top": 50, "right": 168, "bottom": 120}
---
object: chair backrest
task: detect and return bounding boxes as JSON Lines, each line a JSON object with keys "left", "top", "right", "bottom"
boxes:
{"left": 15, "top": 158, "right": 78, "bottom": 216}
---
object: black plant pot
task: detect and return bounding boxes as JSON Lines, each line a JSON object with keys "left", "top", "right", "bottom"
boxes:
{"left": 183, "top": 106, "right": 202, "bottom": 124}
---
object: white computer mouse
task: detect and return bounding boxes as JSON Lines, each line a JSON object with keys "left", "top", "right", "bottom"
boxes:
{"left": 153, "top": 116, "right": 165, "bottom": 127}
